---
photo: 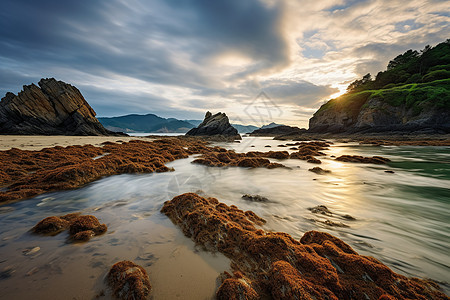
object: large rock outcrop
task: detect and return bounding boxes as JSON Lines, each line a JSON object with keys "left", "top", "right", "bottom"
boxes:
{"left": 0, "top": 78, "right": 124, "bottom": 135}
{"left": 186, "top": 111, "right": 241, "bottom": 139}
{"left": 309, "top": 96, "right": 450, "bottom": 134}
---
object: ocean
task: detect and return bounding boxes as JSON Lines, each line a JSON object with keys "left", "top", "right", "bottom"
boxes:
{"left": 0, "top": 136, "right": 449, "bottom": 298}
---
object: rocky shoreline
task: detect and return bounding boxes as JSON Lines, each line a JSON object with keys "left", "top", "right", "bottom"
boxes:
{"left": 162, "top": 193, "right": 448, "bottom": 299}
{"left": 0, "top": 136, "right": 408, "bottom": 205}
{"left": 265, "top": 132, "right": 450, "bottom": 145}
{"left": 1, "top": 136, "right": 449, "bottom": 299}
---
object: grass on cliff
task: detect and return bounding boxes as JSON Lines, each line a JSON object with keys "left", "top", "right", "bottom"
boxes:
{"left": 316, "top": 78, "right": 450, "bottom": 116}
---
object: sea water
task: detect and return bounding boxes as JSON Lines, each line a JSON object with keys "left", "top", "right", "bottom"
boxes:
{"left": 0, "top": 136, "right": 449, "bottom": 298}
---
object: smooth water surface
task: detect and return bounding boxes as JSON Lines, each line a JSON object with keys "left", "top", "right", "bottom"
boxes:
{"left": 0, "top": 136, "right": 449, "bottom": 298}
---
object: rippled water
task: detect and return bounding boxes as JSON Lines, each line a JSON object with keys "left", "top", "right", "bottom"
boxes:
{"left": 0, "top": 136, "right": 449, "bottom": 298}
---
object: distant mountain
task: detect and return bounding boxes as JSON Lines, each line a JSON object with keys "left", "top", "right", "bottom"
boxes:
{"left": 98, "top": 114, "right": 194, "bottom": 133}
{"left": 232, "top": 124, "right": 259, "bottom": 133}
{"left": 99, "top": 114, "right": 258, "bottom": 133}
{"left": 185, "top": 119, "right": 202, "bottom": 127}
{"left": 260, "top": 122, "right": 285, "bottom": 129}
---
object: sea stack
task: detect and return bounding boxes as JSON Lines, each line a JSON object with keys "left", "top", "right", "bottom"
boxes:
{"left": 0, "top": 78, "right": 125, "bottom": 136}
{"left": 186, "top": 111, "right": 241, "bottom": 139}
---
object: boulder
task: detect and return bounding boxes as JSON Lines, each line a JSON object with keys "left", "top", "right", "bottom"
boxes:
{"left": 186, "top": 111, "right": 241, "bottom": 139}
{"left": 0, "top": 78, "right": 125, "bottom": 136}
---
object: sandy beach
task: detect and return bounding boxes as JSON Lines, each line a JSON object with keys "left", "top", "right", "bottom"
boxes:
{"left": 0, "top": 135, "right": 155, "bottom": 151}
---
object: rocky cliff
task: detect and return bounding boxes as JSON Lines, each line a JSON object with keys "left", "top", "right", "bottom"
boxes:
{"left": 309, "top": 89, "right": 450, "bottom": 134}
{"left": 0, "top": 78, "right": 124, "bottom": 136}
{"left": 186, "top": 111, "right": 241, "bottom": 139}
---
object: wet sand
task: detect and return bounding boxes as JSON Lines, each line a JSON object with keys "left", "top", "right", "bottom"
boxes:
{"left": 0, "top": 135, "right": 155, "bottom": 151}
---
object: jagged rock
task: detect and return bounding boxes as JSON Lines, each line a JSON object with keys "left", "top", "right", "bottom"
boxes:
{"left": 0, "top": 78, "right": 125, "bottom": 136}
{"left": 107, "top": 261, "right": 151, "bottom": 300}
{"left": 186, "top": 111, "right": 241, "bottom": 139}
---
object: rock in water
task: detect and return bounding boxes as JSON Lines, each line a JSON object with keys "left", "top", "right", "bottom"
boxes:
{"left": 186, "top": 111, "right": 241, "bottom": 139}
{"left": 0, "top": 78, "right": 124, "bottom": 136}
{"left": 107, "top": 261, "right": 151, "bottom": 300}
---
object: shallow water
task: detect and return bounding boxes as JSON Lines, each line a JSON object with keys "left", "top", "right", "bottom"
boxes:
{"left": 0, "top": 136, "right": 449, "bottom": 298}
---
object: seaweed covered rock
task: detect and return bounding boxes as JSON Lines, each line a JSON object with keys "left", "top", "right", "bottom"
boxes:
{"left": 192, "top": 148, "right": 288, "bottom": 169}
{"left": 336, "top": 155, "right": 390, "bottom": 164}
{"left": 308, "top": 167, "right": 331, "bottom": 175}
{"left": 216, "top": 277, "right": 259, "bottom": 300}
{"left": 69, "top": 215, "right": 107, "bottom": 237}
{"left": 0, "top": 138, "right": 209, "bottom": 204}
{"left": 32, "top": 213, "right": 106, "bottom": 241}
{"left": 161, "top": 193, "right": 448, "bottom": 299}
{"left": 32, "top": 216, "right": 70, "bottom": 234}
{"left": 107, "top": 260, "right": 151, "bottom": 300}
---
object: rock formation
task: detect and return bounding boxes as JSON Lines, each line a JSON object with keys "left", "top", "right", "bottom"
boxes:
{"left": 0, "top": 78, "right": 124, "bottom": 135}
{"left": 186, "top": 111, "right": 241, "bottom": 139}
{"left": 309, "top": 96, "right": 450, "bottom": 134}
{"left": 162, "top": 193, "right": 448, "bottom": 299}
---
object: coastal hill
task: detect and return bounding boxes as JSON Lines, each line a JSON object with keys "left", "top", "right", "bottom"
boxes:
{"left": 0, "top": 78, "right": 123, "bottom": 136}
{"left": 309, "top": 40, "right": 450, "bottom": 134}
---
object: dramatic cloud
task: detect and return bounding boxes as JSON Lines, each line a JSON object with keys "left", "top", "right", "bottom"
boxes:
{"left": 1, "top": 0, "right": 449, "bottom": 127}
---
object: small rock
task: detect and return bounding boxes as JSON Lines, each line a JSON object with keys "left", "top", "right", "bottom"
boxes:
{"left": 308, "top": 205, "right": 332, "bottom": 216}
{"left": 0, "top": 266, "right": 14, "bottom": 279}
{"left": 23, "top": 246, "right": 40, "bottom": 256}
{"left": 107, "top": 261, "right": 151, "bottom": 300}
{"left": 241, "top": 194, "right": 270, "bottom": 202}
{"left": 32, "top": 216, "right": 69, "bottom": 234}
{"left": 264, "top": 145, "right": 272, "bottom": 148}
{"left": 307, "top": 158, "right": 322, "bottom": 164}
{"left": 26, "top": 267, "right": 39, "bottom": 276}
{"left": 384, "top": 170, "right": 395, "bottom": 174}
{"left": 308, "top": 167, "right": 331, "bottom": 175}
{"left": 341, "top": 214, "right": 356, "bottom": 220}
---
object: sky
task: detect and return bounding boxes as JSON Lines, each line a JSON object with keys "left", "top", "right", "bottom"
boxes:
{"left": 1, "top": 0, "right": 449, "bottom": 128}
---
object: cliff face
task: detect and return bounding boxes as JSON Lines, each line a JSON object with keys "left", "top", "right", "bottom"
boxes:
{"left": 186, "top": 111, "right": 241, "bottom": 139}
{"left": 0, "top": 78, "right": 123, "bottom": 136}
{"left": 309, "top": 96, "right": 450, "bottom": 134}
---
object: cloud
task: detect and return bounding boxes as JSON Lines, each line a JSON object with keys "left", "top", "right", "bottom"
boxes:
{"left": 0, "top": 0, "right": 449, "bottom": 126}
